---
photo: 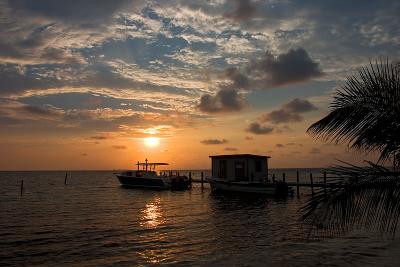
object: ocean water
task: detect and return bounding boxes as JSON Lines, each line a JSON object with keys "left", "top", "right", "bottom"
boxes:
{"left": 1, "top": 170, "right": 400, "bottom": 266}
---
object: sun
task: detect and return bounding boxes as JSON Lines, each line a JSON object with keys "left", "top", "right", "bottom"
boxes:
{"left": 144, "top": 137, "right": 160, "bottom": 147}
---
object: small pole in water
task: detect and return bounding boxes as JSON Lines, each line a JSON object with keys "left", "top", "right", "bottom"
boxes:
{"left": 201, "top": 172, "right": 204, "bottom": 190}
{"left": 310, "top": 173, "right": 314, "bottom": 197}
{"left": 20, "top": 180, "right": 24, "bottom": 196}
{"left": 323, "top": 171, "right": 327, "bottom": 196}
{"left": 64, "top": 173, "right": 68, "bottom": 185}
{"left": 282, "top": 173, "right": 286, "bottom": 182}
{"left": 272, "top": 173, "right": 275, "bottom": 183}
{"left": 296, "top": 170, "right": 300, "bottom": 197}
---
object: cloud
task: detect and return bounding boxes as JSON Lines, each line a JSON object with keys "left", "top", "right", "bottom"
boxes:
{"left": 283, "top": 98, "right": 318, "bottom": 113}
{"left": 225, "top": 0, "right": 256, "bottom": 21}
{"left": 276, "top": 144, "right": 284, "bottom": 148}
{"left": 220, "top": 48, "right": 323, "bottom": 91}
{"left": 7, "top": 0, "right": 145, "bottom": 27}
{"left": 200, "top": 138, "right": 228, "bottom": 145}
{"left": 112, "top": 145, "right": 127, "bottom": 149}
{"left": 224, "top": 147, "right": 238, "bottom": 151}
{"left": 198, "top": 88, "right": 245, "bottom": 113}
{"left": 251, "top": 48, "right": 323, "bottom": 86}
{"left": 286, "top": 142, "right": 303, "bottom": 147}
{"left": 80, "top": 153, "right": 88, "bottom": 156}
{"left": 245, "top": 136, "right": 253, "bottom": 140}
{"left": 245, "top": 122, "right": 274, "bottom": 135}
{"left": 310, "top": 147, "right": 321, "bottom": 154}
{"left": 261, "top": 98, "right": 317, "bottom": 124}
{"left": 89, "top": 135, "right": 108, "bottom": 140}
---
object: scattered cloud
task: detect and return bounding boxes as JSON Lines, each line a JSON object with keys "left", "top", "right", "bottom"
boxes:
{"left": 225, "top": 0, "right": 256, "bottom": 21}
{"left": 245, "top": 136, "right": 253, "bottom": 140}
{"left": 224, "top": 147, "right": 238, "bottom": 151}
{"left": 250, "top": 48, "right": 323, "bottom": 87}
{"left": 89, "top": 135, "right": 108, "bottom": 140}
{"left": 198, "top": 89, "right": 246, "bottom": 113}
{"left": 112, "top": 145, "right": 127, "bottom": 149}
{"left": 200, "top": 138, "right": 228, "bottom": 145}
{"left": 276, "top": 144, "right": 284, "bottom": 148}
{"left": 310, "top": 147, "right": 321, "bottom": 154}
{"left": 245, "top": 122, "right": 274, "bottom": 135}
{"left": 261, "top": 98, "right": 317, "bottom": 124}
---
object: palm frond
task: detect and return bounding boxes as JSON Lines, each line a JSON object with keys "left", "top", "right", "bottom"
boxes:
{"left": 307, "top": 59, "right": 400, "bottom": 162}
{"left": 301, "top": 161, "right": 400, "bottom": 238}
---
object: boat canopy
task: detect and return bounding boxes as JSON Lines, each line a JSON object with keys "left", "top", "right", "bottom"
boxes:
{"left": 136, "top": 159, "right": 169, "bottom": 171}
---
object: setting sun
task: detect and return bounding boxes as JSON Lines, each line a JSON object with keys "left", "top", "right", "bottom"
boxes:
{"left": 144, "top": 137, "right": 160, "bottom": 147}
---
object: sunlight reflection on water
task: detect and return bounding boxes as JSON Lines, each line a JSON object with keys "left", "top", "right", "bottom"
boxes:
{"left": 140, "top": 197, "right": 165, "bottom": 228}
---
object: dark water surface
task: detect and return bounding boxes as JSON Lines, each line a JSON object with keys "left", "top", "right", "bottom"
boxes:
{"left": 1, "top": 170, "right": 400, "bottom": 266}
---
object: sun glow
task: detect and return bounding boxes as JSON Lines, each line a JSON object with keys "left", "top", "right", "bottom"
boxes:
{"left": 144, "top": 137, "right": 160, "bottom": 147}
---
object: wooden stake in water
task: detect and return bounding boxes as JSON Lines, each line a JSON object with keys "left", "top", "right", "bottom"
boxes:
{"left": 20, "top": 180, "right": 24, "bottom": 196}
{"left": 64, "top": 173, "right": 68, "bottom": 185}
{"left": 201, "top": 172, "right": 204, "bottom": 190}
{"left": 296, "top": 170, "right": 300, "bottom": 197}
{"left": 310, "top": 173, "right": 314, "bottom": 197}
{"left": 323, "top": 171, "right": 327, "bottom": 196}
{"left": 272, "top": 173, "right": 275, "bottom": 183}
{"left": 282, "top": 173, "right": 286, "bottom": 182}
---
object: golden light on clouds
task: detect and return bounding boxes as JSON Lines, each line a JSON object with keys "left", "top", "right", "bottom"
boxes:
{"left": 144, "top": 137, "right": 160, "bottom": 147}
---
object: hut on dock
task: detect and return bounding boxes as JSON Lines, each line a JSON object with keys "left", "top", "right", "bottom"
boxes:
{"left": 209, "top": 154, "right": 271, "bottom": 182}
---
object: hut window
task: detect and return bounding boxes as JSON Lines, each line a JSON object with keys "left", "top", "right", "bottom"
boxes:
{"left": 255, "top": 160, "right": 262, "bottom": 172}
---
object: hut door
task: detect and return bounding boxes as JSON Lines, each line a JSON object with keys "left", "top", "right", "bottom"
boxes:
{"left": 235, "top": 161, "right": 245, "bottom": 181}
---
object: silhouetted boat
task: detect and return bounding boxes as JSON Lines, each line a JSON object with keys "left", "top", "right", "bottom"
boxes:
{"left": 207, "top": 154, "right": 291, "bottom": 196}
{"left": 115, "top": 159, "right": 191, "bottom": 190}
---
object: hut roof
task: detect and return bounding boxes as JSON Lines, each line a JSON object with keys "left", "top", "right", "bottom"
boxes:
{"left": 209, "top": 154, "right": 271, "bottom": 159}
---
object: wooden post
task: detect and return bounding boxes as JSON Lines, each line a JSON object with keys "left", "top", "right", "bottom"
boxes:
{"left": 20, "top": 180, "right": 24, "bottom": 196}
{"left": 64, "top": 173, "right": 68, "bottom": 185}
{"left": 323, "top": 171, "right": 327, "bottom": 196}
{"left": 201, "top": 172, "right": 204, "bottom": 190}
{"left": 282, "top": 173, "right": 286, "bottom": 182}
{"left": 310, "top": 173, "right": 314, "bottom": 197}
{"left": 296, "top": 170, "right": 300, "bottom": 197}
{"left": 272, "top": 173, "right": 275, "bottom": 183}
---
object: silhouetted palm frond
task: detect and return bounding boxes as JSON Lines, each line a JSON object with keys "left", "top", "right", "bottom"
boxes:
{"left": 301, "top": 161, "right": 400, "bottom": 238}
{"left": 307, "top": 59, "right": 400, "bottom": 162}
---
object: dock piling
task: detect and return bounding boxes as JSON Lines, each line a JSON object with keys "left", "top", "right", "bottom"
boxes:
{"left": 272, "top": 173, "right": 275, "bottom": 183}
{"left": 310, "top": 173, "right": 314, "bottom": 197}
{"left": 20, "top": 180, "right": 24, "bottom": 196}
{"left": 64, "top": 173, "right": 68, "bottom": 185}
{"left": 201, "top": 172, "right": 204, "bottom": 190}
{"left": 282, "top": 173, "right": 286, "bottom": 182}
{"left": 323, "top": 171, "right": 327, "bottom": 196}
{"left": 296, "top": 171, "right": 300, "bottom": 197}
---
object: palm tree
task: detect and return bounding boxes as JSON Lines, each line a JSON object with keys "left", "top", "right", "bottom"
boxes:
{"left": 307, "top": 59, "right": 400, "bottom": 165}
{"left": 302, "top": 59, "right": 400, "bottom": 237}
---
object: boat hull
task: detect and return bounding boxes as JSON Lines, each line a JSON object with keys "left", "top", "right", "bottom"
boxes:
{"left": 116, "top": 175, "right": 170, "bottom": 189}
{"left": 208, "top": 178, "right": 288, "bottom": 195}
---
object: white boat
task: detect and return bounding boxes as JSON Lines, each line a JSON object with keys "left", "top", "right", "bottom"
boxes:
{"left": 207, "top": 154, "right": 290, "bottom": 195}
{"left": 115, "top": 159, "right": 191, "bottom": 190}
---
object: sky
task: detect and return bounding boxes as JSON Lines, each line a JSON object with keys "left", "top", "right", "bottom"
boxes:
{"left": 0, "top": 0, "right": 399, "bottom": 170}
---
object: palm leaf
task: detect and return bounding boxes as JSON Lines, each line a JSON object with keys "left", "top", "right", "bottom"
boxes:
{"left": 307, "top": 59, "right": 400, "bottom": 162}
{"left": 301, "top": 161, "right": 400, "bottom": 238}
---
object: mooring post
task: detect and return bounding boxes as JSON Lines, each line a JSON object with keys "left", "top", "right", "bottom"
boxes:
{"left": 296, "top": 170, "right": 300, "bottom": 197}
{"left": 20, "top": 180, "right": 24, "bottom": 196}
{"left": 201, "top": 172, "right": 204, "bottom": 190}
{"left": 282, "top": 173, "right": 286, "bottom": 182}
{"left": 64, "top": 173, "right": 68, "bottom": 185}
{"left": 310, "top": 173, "right": 314, "bottom": 197}
{"left": 323, "top": 171, "right": 327, "bottom": 196}
{"left": 272, "top": 173, "right": 275, "bottom": 183}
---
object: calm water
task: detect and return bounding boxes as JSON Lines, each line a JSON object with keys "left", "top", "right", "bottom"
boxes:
{"left": 1, "top": 170, "right": 400, "bottom": 266}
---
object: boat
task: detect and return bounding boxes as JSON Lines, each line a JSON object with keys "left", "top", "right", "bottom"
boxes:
{"left": 115, "top": 159, "right": 191, "bottom": 190}
{"left": 207, "top": 154, "right": 291, "bottom": 196}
